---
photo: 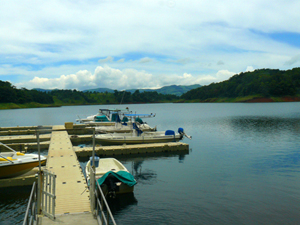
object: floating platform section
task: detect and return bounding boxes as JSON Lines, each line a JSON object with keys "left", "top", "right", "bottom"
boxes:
{"left": 0, "top": 133, "right": 51, "bottom": 144}
{"left": 74, "top": 142, "right": 189, "bottom": 157}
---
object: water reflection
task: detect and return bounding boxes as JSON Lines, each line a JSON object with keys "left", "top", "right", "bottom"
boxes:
{"left": 131, "top": 160, "right": 157, "bottom": 185}
{"left": 228, "top": 116, "right": 300, "bottom": 135}
{"left": 106, "top": 192, "right": 138, "bottom": 214}
{"left": 118, "top": 150, "right": 189, "bottom": 185}
{"left": 252, "top": 149, "right": 300, "bottom": 174}
{"left": 0, "top": 186, "right": 32, "bottom": 224}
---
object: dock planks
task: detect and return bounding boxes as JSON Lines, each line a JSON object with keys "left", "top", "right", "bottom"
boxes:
{"left": 46, "top": 125, "right": 91, "bottom": 215}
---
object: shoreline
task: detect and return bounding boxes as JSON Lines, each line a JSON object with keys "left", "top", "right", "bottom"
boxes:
{"left": 1, "top": 97, "right": 300, "bottom": 110}
{"left": 241, "top": 97, "right": 300, "bottom": 103}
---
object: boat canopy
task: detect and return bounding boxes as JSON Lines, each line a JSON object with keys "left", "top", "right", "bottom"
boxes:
{"left": 97, "top": 171, "right": 137, "bottom": 187}
{"left": 95, "top": 115, "right": 109, "bottom": 122}
{"left": 135, "top": 117, "right": 143, "bottom": 124}
{"left": 111, "top": 113, "right": 121, "bottom": 122}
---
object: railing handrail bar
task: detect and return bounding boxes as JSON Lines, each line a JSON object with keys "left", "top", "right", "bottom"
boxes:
{"left": 96, "top": 196, "right": 108, "bottom": 224}
{"left": 23, "top": 181, "right": 37, "bottom": 225}
{"left": 96, "top": 181, "right": 116, "bottom": 224}
{"left": 91, "top": 167, "right": 116, "bottom": 225}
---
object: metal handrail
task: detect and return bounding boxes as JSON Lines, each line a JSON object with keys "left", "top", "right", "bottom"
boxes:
{"left": 23, "top": 181, "right": 37, "bottom": 225}
{"left": 90, "top": 166, "right": 116, "bottom": 225}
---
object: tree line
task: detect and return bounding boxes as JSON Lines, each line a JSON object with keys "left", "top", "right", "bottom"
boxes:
{"left": 0, "top": 81, "right": 54, "bottom": 104}
{"left": 1, "top": 67, "right": 300, "bottom": 106}
{"left": 182, "top": 68, "right": 300, "bottom": 101}
{"left": 0, "top": 81, "right": 179, "bottom": 105}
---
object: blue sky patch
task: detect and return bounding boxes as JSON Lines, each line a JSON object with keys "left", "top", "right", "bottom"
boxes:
{"left": 120, "top": 52, "right": 169, "bottom": 61}
{"left": 251, "top": 30, "right": 300, "bottom": 48}
{"left": 268, "top": 32, "right": 300, "bottom": 48}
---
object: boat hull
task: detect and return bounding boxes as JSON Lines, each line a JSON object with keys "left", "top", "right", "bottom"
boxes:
{"left": 0, "top": 159, "right": 46, "bottom": 179}
{"left": 96, "top": 134, "right": 182, "bottom": 145}
{"left": 100, "top": 182, "right": 134, "bottom": 195}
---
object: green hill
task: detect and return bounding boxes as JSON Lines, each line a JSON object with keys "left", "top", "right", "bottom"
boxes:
{"left": 84, "top": 84, "right": 201, "bottom": 96}
{"left": 82, "top": 88, "right": 114, "bottom": 93}
{"left": 181, "top": 68, "right": 300, "bottom": 102}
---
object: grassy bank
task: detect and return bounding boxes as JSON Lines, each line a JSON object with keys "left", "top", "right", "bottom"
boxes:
{"left": 0, "top": 102, "right": 61, "bottom": 110}
{"left": 178, "top": 95, "right": 300, "bottom": 103}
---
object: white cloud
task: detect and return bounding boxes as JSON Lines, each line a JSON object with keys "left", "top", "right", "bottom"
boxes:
{"left": 171, "top": 58, "right": 191, "bottom": 64}
{"left": 2, "top": 0, "right": 300, "bottom": 89}
{"left": 217, "top": 60, "right": 224, "bottom": 65}
{"left": 98, "top": 56, "right": 114, "bottom": 63}
{"left": 246, "top": 66, "right": 255, "bottom": 72}
{"left": 16, "top": 65, "right": 236, "bottom": 90}
{"left": 284, "top": 55, "right": 300, "bottom": 66}
{"left": 216, "top": 70, "right": 236, "bottom": 81}
{"left": 139, "top": 57, "right": 153, "bottom": 63}
{"left": 117, "top": 58, "right": 125, "bottom": 63}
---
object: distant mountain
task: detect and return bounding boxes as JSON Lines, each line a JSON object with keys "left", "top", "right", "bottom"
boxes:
{"left": 82, "top": 88, "right": 114, "bottom": 93}
{"left": 83, "top": 84, "right": 201, "bottom": 96}
{"left": 32, "top": 88, "right": 58, "bottom": 93}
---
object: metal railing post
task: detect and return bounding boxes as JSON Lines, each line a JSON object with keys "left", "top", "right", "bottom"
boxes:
{"left": 36, "top": 131, "right": 44, "bottom": 215}
{"left": 91, "top": 128, "right": 96, "bottom": 216}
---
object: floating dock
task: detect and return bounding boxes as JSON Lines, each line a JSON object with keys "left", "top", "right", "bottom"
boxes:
{"left": 0, "top": 123, "right": 190, "bottom": 224}
{"left": 74, "top": 142, "right": 189, "bottom": 157}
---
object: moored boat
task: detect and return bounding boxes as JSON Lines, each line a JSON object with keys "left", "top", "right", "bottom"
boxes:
{"left": 94, "top": 114, "right": 157, "bottom": 133}
{"left": 0, "top": 143, "right": 47, "bottom": 179}
{"left": 95, "top": 127, "right": 191, "bottom": 145}
{"left": 85, "top": 157, "right": 137, "bottom": 197}
{"left": 76, "top": 108, "right": 130, "bottom": 125}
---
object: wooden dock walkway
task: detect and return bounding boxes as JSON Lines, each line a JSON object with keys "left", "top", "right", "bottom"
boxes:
{"left": 41, "top": 125, "right": 97, "bottom": 224}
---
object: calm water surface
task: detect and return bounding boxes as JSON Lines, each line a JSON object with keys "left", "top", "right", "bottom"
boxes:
{"left": 1, "top": 103, "right": 300, "bottom": 224}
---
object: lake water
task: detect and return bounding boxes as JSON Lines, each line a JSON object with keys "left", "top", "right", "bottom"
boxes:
{"left": 1, "top": 103, "right": 300, "bottom": 225}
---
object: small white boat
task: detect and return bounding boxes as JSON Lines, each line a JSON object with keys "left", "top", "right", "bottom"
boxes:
{"left": 85, "top": 157, "right": 136, "bottom": 197}
{"left": 76, "top": 108, "right": 130, "bottom": 125}
{"left": 0, "top": 143, "right": 47, "bottom": 179}
{"left": 95, "top": 128, "right": 191, "bottom": 145}
{"left": 94, "top": 115, "right": 157, "bottom": 134}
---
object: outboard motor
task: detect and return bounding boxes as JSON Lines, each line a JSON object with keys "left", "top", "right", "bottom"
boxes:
{"left": 103, "top": 174, "right": 119, "bottom": 198}
{"left": 178, "top": 128, "right": 192, "bottom": 140}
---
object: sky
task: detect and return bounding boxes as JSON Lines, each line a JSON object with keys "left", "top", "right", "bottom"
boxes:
{"left": 1, "top": 0, "right": 300, "bottom": 91}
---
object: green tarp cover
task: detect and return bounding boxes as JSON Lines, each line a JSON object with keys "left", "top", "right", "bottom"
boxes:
{"left": 97, "top": 171, "right": 137, "bottom": 187}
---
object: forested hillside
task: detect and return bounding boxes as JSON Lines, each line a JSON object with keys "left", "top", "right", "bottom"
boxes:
{"left": 1, "top": 67, "right": 300, "bottom": 109}
{"left": 0, "top": 81, "right": 54, "bottom": 104}
{"left": 0, "top": 81, "right": 179, "bottom": 109}
{"left": 182, "top": 68, "right": 300, "bottom": 101}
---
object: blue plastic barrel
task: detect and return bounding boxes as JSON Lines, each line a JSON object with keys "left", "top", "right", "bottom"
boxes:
{"left": 90, "top": 155, "right": 100, "bottom": 167}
